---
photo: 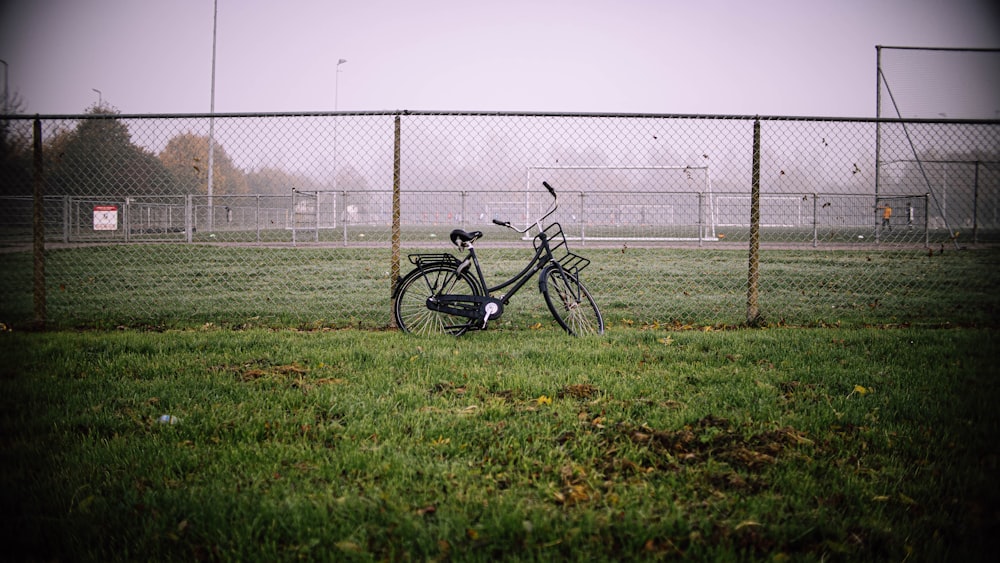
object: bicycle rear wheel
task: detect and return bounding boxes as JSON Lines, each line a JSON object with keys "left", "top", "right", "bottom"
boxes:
{"left": 393, "top": 265, "right": 481, "bottom": 335}
{"left": 540, "top": 266, "right": 604, "bottom": 336}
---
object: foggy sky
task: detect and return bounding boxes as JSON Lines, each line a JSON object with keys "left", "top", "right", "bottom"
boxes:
{"left": 1, "top": 0, "right": 998, "bottom": 117}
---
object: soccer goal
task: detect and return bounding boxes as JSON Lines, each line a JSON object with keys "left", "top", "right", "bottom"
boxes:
{"left": 524, "top": 165, "right": 718, "bottom": 242}
{"left": 713, "top": 194, "right": 810, "bottom": 228}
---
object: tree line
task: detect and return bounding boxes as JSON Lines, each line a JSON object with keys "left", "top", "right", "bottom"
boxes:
{"left": 0, "top": 103, "right": 319, "bottom": 198}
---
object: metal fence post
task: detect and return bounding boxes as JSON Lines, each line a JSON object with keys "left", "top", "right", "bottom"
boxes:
{"left": 342, "top": 190, "right": 348, "bottom": 246}
{"left": 697, "top": 191, "right": 704, "bottom": 248}
{"left": 185, "top": 195, "right": 193, "bottom": 243}
{"left": 746, "top": 118, "right": 762, "bottom": 326}
{"left": 62, "top": 195, "right": 70, "bottom": 243}
{"left": 124, "top": 197, "right": 131, "bottom": 243}
{"left": 32, "top": 117, "right": 45, "bottom": 329}
{"left": 924, "top": 193, "right": 930, "bottom": 247}
{"left": 461, "top": 190, "right": 467, "bottom": 230}
{"left": 390, "top": 114, "right": 402, "bottom": 326}
{"left": 972, "top": 160, "right": 980, "bottom": 244}
{"left": 291, "top": 189, "right": 297, "bottom": 247}
{"left": 812, "top": 193, "right": 818, "bottom": 248}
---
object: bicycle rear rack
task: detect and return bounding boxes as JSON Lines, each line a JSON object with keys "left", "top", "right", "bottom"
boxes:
{"left": 407, "top": 253, "right": 462, "bottom": 268}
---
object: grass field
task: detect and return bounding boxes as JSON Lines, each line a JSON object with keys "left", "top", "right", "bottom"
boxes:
{"left": 1, "top": 244, "right": 998, "bottom": 330}
{"left": 2, "top": 325, "right": 997, "bottom": 561}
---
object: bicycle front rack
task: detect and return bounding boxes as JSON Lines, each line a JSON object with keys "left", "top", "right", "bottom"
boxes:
{"left": 534, "top": 223, "right": 590, "bottom": 277}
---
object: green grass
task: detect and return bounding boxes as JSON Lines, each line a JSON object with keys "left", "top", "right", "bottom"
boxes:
{"left": 2, "top": 326, "right": 997, "bottom": 561}
{"left": 1, "top": 244, "right": 998, "bottom": 330}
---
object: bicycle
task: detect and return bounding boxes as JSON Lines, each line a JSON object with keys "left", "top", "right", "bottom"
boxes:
{"left": 392, "top": 182, "right": 605, "bottom": 336}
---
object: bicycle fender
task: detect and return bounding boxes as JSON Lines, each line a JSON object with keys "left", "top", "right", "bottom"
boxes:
{"left": 538, "top": 264, "right": 555, "bottom": 294}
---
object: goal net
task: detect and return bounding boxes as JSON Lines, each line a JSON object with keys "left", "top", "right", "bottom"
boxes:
{"left": 713, "top": 195, "right": 809, "bottom": 228}
{"left": 521, "top": 165, "right": 717, "bottom": 241}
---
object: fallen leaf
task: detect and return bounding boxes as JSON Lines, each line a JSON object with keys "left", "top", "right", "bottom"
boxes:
{"left": 336, "top": 541, "right": 362, "bottom": 553}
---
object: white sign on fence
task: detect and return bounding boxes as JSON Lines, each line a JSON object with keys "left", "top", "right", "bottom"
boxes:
{"left": 93, "top": 205, "right": 118, "bottom": 231}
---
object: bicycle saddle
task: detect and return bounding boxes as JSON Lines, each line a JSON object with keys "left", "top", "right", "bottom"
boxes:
{"left": 450, "top": 229, "right": 482, "bottom": 246}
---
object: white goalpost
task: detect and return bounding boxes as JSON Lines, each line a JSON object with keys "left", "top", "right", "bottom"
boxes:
{"left": 523, "top": 165, "right": 718, "bottom": 242}
{"left": 713, "top": 194, "right": 808, "bottom": 228}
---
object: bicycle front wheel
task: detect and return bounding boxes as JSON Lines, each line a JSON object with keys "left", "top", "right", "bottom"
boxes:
{"left": 540, "top": 266, "right": 604, "bottom": 336}
{"left": 393, "top": 265, "right": 481, "bottom": 335}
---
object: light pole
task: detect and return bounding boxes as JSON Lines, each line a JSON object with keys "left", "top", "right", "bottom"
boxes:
{"left": 333, "top": 59, "right": 347, "bottom": 189}
{"left": 335, "top": 58, "right": 347, "bottom": 111}
{"left": 92, "top": 88, "right": 102, "bottom": 106}
{"left": 332, "top": 58, "right": 347, "bottom": 235}
{"left": 207, "top": 0, "right": 219, "bottom": 232}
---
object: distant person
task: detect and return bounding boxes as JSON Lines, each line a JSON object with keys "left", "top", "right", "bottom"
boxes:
{"left": 877, "top": 204, "right": 892, "bottom": 231}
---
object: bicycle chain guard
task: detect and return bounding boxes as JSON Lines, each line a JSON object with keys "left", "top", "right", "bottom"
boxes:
{"left": 426, "top": 295, "right": 504, "bottom": 328}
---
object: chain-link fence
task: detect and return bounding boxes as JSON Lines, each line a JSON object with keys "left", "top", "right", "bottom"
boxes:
{"left": 1, "top": 111, "right": 998, "bottom": 330}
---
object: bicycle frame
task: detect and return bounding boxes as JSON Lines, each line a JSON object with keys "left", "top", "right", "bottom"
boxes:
{"left": 468, "top": 228, "right": 559, "bottom": 306}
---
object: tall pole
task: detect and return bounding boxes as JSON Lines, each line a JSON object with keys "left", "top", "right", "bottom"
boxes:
{"left": 92, "top": 88, "right": 102, "bottom": 106}
{"left": 874, "top": 46, "right": 882, "bottom": 241}
{"left": 207, "top": 0, "right": 219, "bottom": 232}
{"left": 335, "top": 58, "right": 347, "bottom": 111}
{"left": 333, "top": 58, "right": 346, "bottom": 192}
{"left": 32, "top": 118, "right": 45, "bottom": 328}
{"left": 1, "top": 59, "right": 8, "bottom": 115}
{"left": 746, "top": 118, "right": 762, "bottom": 327}
{"left": 333, "top": 59, "right": 347, "bottom": 205}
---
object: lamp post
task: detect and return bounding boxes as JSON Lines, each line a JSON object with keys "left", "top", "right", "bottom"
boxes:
{"left": 333, "top": 58, "right": 347, "bottom": 237}
{"left": 207, "top": 0, "right": 219, "bottom": 232}
{"left": 335, "top": 58, "right": 347, "bottom": 111}
{"left": 333, "top": 59, "right": 347, "bottom": 188}
{"left": 92, "top": 88, "right": 102, "bottom": 106}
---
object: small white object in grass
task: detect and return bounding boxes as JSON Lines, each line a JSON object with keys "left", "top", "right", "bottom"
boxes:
{"left": 209, "top": 233, "right": 216, "bottom": 239}
{"left": 358, "top": 233, "right": 365, "bottom": 238}
{"left": 430, "top": 233, "right": 436, "bottom": 238}
{"left": 158, "top": 414, "right": 178, "bottom": 424}
{"left": 858, "top": 235, "right": 864, "bottom": 239}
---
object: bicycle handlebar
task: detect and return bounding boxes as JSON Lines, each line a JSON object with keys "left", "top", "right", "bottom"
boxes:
{"left": 492, "top": 182, "right": 559, "bottom": 234}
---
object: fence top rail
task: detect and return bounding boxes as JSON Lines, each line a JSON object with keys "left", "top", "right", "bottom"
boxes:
{"left": 6, "top": 109, "right": 996, "bottom": 124}
{"left": 877, "top": 45, "right": 1000, "bottom": 53}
